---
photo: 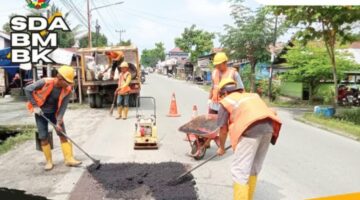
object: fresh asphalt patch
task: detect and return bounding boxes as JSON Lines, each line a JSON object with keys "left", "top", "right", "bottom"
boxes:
{"left": 0, "top": 188, "right": 50, "bottom": 200}
{"left": 70, "top": 162, "right": 198, "bottom": 200}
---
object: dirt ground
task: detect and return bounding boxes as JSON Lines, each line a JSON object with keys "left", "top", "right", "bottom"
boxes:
{"left": 0, "top": 97, "right": 107, "bottom": 199}
{"left": 70, "top": 162, "right": 198, "bottom": 200}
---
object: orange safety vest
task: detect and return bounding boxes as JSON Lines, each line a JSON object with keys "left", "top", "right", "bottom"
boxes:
{"left": 26, "top": 78, "right": 72, "bottom": 117}
{"left": 117, "top": 71, "right": 131, "bottom": 95}
{"left": 220, "top": 92, "right": 282, "bottom": 150}
{"left": 211, "top": 68, "right": 236, "bottom": 102}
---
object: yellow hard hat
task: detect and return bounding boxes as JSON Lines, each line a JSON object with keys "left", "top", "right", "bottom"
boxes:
{"left": 120, "top": 61, "right": 129, "bottom": 68}
{"left": 219, "top": 78, "right": 236, "bottom": 91}
{"left": 213, "top": 52, "right": 228, "bottom": 65}
{"left": 57, "top": 65, "right": 74, "bottom": 83}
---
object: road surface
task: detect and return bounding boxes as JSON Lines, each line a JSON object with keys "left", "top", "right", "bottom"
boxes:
{"left": 0, "top": 73, "right": 359, "bottom": 199}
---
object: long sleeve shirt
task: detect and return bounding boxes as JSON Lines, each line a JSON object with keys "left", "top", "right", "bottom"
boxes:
{"left": 25, "top": 79, "right": 70, "bottom": 121}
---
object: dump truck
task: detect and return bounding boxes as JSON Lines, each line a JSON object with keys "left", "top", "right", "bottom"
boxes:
{"left": 77, "top": 46, "right": 141, "bottom": 108}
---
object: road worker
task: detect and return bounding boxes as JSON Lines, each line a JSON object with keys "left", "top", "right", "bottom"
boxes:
{"left": 115, "top": 61, "right": 132, "bottom": 120}
{"left": 208, "top": 52, "right": 244, "bottom": 114}
{"left": 101, "top": 51, "right": 125, "bottom": 80}
{"left": 216, "top": 78, "right": 282, "bottom": 200}
{"left": 25, "top": 66, "right": 82, "bottom": 171}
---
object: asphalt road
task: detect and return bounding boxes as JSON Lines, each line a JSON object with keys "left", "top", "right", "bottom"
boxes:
{"left": 0, "top": 73, "right": 359, "bottom": 200}
{"left": 79, "top": 74, "right": 360, "bottom": 200}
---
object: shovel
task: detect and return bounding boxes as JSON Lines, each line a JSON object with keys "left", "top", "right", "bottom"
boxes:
{"left": 168, "top": 145, "right": 231, "bottom": 186}
{"left": 109, "top": 94, "right": 117, "bottom": 116}
{"left": 37, "top": 112, "right": 101, "bottom": 170}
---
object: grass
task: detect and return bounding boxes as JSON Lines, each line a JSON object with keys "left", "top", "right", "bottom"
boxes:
{"left": 302, "top": 113, "right": 360, "bottom": 139}
{"left": 0, "top": 125, "right": 36, "bottom": 155}
{"left": 263, "top": 97, "right": 313, "bottom": 109}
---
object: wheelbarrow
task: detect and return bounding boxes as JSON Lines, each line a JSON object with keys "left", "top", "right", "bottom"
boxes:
{"left": 178, "top": 114, "right": 220, "bottom": 160}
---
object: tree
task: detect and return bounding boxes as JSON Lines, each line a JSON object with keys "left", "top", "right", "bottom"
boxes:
{"left": 268, "top": 6, "right": 360, "bottom": 105}
{"left": 221, "top": 1, "right": 283, "bottom": 92}
{"left": 140, "top": 42, "right": 166, "bottom": 67}
{"left": 281, "top": 41, "right": 359, "bottom": 102}
{"left": 117, "top": 39, "right": 132, "bottom": 46}
{"left": 79, "top": 32, "right": 108, "bottom": 48}
{"left": 174, "top": 25, "right": 215, "bottom": 62}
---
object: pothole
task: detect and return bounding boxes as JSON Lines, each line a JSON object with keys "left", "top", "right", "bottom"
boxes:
{"left": 70, "top": 162, "right": 198, "bottom": 200}
{"left": 0, "top": 188, "right": 49, "bottom": 200}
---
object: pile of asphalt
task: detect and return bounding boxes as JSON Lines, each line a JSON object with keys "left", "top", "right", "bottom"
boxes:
{"left": 0, "top": 188, "right": 49, "bottom": 200}
{"left": 70, "top": 162, "right": 198, "bottom": 200}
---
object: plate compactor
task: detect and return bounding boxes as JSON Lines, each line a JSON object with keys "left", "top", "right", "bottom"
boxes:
{"left": 134, "top": 96, "right": 158, "bottom": 149}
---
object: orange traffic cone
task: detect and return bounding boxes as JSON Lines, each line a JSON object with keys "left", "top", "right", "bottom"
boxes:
{"left": 184, "top": 105, "right": 197, "bottom": 141}
{"left": 167, "top": 93, "right": 181, "bottom": 117}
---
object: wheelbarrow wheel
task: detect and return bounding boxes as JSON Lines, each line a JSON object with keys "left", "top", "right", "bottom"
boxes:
{"left": 191, "top": 141, "right": 206, "bottom": 160}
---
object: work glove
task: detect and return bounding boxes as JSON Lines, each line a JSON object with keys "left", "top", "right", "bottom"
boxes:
{"left": 207, "top": 99, "right": 212, "bottom": 106}
{"left": 33, "top": 107, "right": 42, "bottom": 115}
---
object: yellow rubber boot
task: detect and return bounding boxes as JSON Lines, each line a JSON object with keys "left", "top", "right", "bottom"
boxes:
{"left": 61, "top": 142, "right": 82, "bottom": 167}
{"left": 116, "top": 106, "right": 123, "bottom": 120}
{"left": 122, "top": 106, "right": 129, "bottom": 120}
{"left": 234, "top": 182, "right": 250, "bottom": 200}
{"left": 249, "top": 176, "right": 257, "bottom": 200}
{"left": 41, "top": 144, "right": 53, "bottom": 171}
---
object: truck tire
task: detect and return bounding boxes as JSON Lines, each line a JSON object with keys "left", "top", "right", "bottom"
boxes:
{"left": 89, "top": 94, "right": 96, "bottom": 108}
{"left": 95, "top": 94, "right": 103, "bottom": 108}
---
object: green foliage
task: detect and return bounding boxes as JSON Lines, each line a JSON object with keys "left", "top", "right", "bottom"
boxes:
{"left": 140, "top": 42, "right": 166, "bottom": 67}
{"left": 283, "top": 42, "right": 359, "bottom": 82}
{"left": 79, "top": 32, "right": 108, "bottom": 48}
{"left": 0, "top": 125, "right": 35, "bottom": 155}
{"left": 314, "top": 84, "right": 335, "bottom": 104}
{"left": 239, "top": 64, "right": 251, "bottom": 91}
{"left": 267, "top": 6, "right": 360, "bottom": 103}
{"left": 174, "top": 25, "right": 215, "bottom": 62}
{"left": 337, "top": 108, "right": 360, "bottom": 125}
{"left": 282, "top": 41, "right": 359, "bottom": 101}
{"left": 258, "top": 79, "right": 280, "bottom": 100}
{"left": 117, "top": 39, "right": 132, "bottom": 46}
{"left": 221, "top": 2, "right": 284, "bottom": 92}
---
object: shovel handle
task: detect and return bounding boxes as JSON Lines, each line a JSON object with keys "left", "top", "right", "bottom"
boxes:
{"left": 37, "top": 112, "right": 99, "bottom": 164}
{"left": 176, "top": 145, "right": 231, "bottom": 179}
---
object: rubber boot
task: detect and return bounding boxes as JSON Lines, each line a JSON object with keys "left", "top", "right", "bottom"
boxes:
{"left": 61, "top": 142, "right": 82, "bottom": 167}
{"left": 233, "top": 182, "right": 249, "bottom": 200}
{"left": 249, "top": 176, "right": 257, "bottom": 200}
{"left": 122, "top": 106, "right": 129, "bottom": 120}
{"left": 41, "top": 144, "right": 53, "bottom": 171}
{"left": 116, "top": 106, "right": 123, "bottom": 120}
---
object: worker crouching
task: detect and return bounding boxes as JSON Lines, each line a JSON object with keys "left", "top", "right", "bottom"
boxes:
{"left": 25, "top": 66, "right": 82, "bottom": 171}
{"left": 115, "top": 61, "right": 131, "bottom": 120}
{"left": 216, "top": 78, "right": 282, "bottom": 200}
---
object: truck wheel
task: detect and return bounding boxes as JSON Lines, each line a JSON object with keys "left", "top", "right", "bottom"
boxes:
{"left": 95, "top": 94, "right": 103, "bottom": 108}
{"left": 89, "top": 94, "right": 96, "bottom": 108}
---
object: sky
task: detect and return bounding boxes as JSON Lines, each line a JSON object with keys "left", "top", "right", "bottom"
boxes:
{"left": 0, "top": 0, "right": 275, "bottom": 53}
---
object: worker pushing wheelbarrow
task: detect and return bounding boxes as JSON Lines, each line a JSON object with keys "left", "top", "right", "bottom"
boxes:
{"left": 179, "top": 114, "right": 220, "bottom": 160}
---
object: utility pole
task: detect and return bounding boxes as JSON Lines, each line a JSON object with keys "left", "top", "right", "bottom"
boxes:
{"left": 95, "top": 19, "right": 101, "bottom": 47}
{"left": 268, "top": 15, "right": 278, "bottom": 102}
{"left": 116, "top": 29, "right": 126, "bottom": 45}
{"left": 87, "top": 1, "right": 124, "bottom": 48}
{"left": 87, "top": 0, "right": 92, "bottom": 48}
